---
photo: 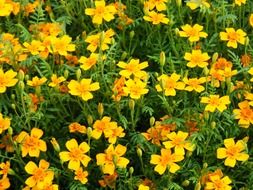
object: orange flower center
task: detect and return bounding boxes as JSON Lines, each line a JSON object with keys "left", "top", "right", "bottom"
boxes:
{"left": 226, "top": 146, "right": 239, "bottom": 158}
{"left": 208, "top": 97, "right": 220, "bottom": 106}
{"left": 69, "top": 148, "right": 83, "bottom": 160}
{"left": 227, "top": 32, "right": 239, "bottom": 41}
{"left": 33, "top": 168, "right": 46, "bottom": 181}
{"left": 95, "top": 6, "right": 105, "bottom": 15}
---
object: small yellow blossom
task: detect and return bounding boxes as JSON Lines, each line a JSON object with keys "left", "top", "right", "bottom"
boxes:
{"left": 74, "top": 167, "right": 88, "bottom": 184}
{"left": 146, "top": 0, "right": 168, "bottom": 11}
{"left": 220, "top": 28, "right": 247, "bottom": 48}
{"left": 0, "top": 113, "right": 10, "bottom": 135}
{"left": 79, "top": 53, "right": 99, "bottom": 70}
{"left": 27, "top": 76, "right": 47, "bottom": 87}
{"left": 68, "top": 122, "right": 87, "bottom": 134}
{"left": 179, "top": 24, "right": 208, "bottom": 42}
{"left": 217, "top": 138, "right": 249, "bottom": 167}
{"left": 138, "top": 184, "right": 150, "bottom": 190}
{"left": 0, "top": 177, "right": 10, "bottom": 190}
{"left": 248, "top": 67, "right": 253, "bottom": 82}
{"left": 234, "top": 0, "right": 246, "bottom": 6}
{"left": 123, "top": 79, "right": 149, "bottom": 99}
{"left": 0, "top": 69, "right": 18, "bottom": 93}
{"left": 68, "top": 78, "right": 100, "bottom": 101}
{"left": 48, "top": 74, "right": 66, "bottom": 87}
{"left": 186, "top": 0, "right": 210, "bottom": 10}
{"left": 183, "top": 77, "right": 206, "bottom": 92}
{"left": 200, "top": 95, "right": 230, "bottom": 112}
{"left": 233, "top": 101, "right": 253, "bottom": 128}
{"left": 0, "top": 0, "right": 13, "bottom": 16}
{"left": 143, "top": 11, "right": 169, "bottom": 25}
{"left": 59, "top": 139, "right": 91, "bottom": 170}
{"left": 184, "top": 50, "right": 210, "bottom": 68}
{"left": 205, "top": 174, "right": 232, "bottom": 190}
{"left": 49, "top": 35, "right": 75, "bottom": 56}
{"left": 23, "top": 40, "right": 45, "bottom": 56}
{"left": 156, "top": 73, "right": 185, "bottom": 96}
{"left": 150, "top": 148, "right": 184, "bottom": 175}
{"left": 85, "top": 0, "right": 117, "bottom": 25}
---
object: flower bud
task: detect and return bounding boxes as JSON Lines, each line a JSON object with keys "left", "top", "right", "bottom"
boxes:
{"left": 87, "top": 127, "right": 93, "bottom": 138}
{"left": 64, "top": 69, "right": 69, "bottom": 79}
{"left": 11, "top": 94, "right": 15, "bottom": 100}
{"left": 194, "top": 182, "right": 201, "bottom": 190}
{"left": 8, "top": 127, "right": 13, "bottom": 136}
{"left": 11, "top": 104, "right": 16, "bottom": 110}
{"left": 203, "top": 67, "right": 209, "bottom": 76}
{"left": 211, "top": 121, "right": 216, "bottom": 129}
{"left": 19, "top": 81, "right": 25, "bottom": 91}
{"left": 129, "top": 99, "right": 135, "bottom": 111}
{"left": 174, "top": 28, "right": 180, "bottom": 36}
{"left": 99, "top": 31, "right": 105, "bottom": 45}
{"left": 98, "top": 103, "right": 104, "bottom": 117}
{"left": 176, "top": 0, "right": 182, "bottom": 7}
{"left": 149, "top": 117, "right": 155, "bottom": 127}
{"left": 159, "top": 51, "right": 166, "bottom": 66}
{"left": 212, "top": 52, "right": 219, "bottom": 63}
{"left": 129, "top": 167, "right": 134, "bottom": 175}
{"left": 137, "top": 147, "right": 142, "bottom": 158}
{"left": 87, "top": 115, "right": 93, "bottom": 126}
{"left": 50, "top": 138, "right": 60, "bottom": 152}
{"left": 203, "top": 162, "right": 208, "bottom": 168}
{"left": 130, "top": 31, "right": 135, "bottom": 39}
{"left": 82, "top": 31, "right": 86, "bottom": 40}
{"left": 18, "top": 70, "right": 25, "bottom": 81}
{"left": 76, "top": 69, "right": 81, "bottom": 81}
{"left": 245, "top": 37, "right": 249, "bottom": 46}
{"left": 182, "top": 180, "right": 190, "bottom": 187}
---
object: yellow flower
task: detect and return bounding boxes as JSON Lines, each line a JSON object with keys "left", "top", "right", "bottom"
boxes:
{"left": 250, "top": 14, "right": 253, "bottom": 27}
{"left": 85, "top": 0, "right": 117, "bottom": 25}
{"left": 0, "top": 69, "right": 18, "bottom": 93}
{"left": 0, "top": 177, "right": 10, "bottom": 190}
{"left": 59, "top": 139, "right": 91, "bottom": 170}
{"left": 49, "top": 35, "right": 75, "bottom": 56}
{"left": 205, "top": 174, "right": 232, "bottom": 190}
{"left": 0, "top": 113, "right": 10, "bottom": 135}
{"left": 179, "top": 24, "right": 208, "bottom": 42}
{"left": 217, "top": 138, "right": 249, "bottom": 167}
{"left": 183, "top": 77, "right": 206, "bottom": 92}
{"left": 0, "top": 0, "right": 13, "bottom": 16}
{"left": 146, "top": 0, "right": 168, "bottom": 11}
{"left": 184, "top": 50, "right": 210, "bottom": 68}
{"left": 68, "top": 78, "right": 100, "bottom": 101}
{"left": 200, "top": 95, "right": 230, "bottom": 112}
{"left": 123, "top": 79, "right": 149, "bottom": 99}
{"left": 104, "top": 125, "right": 125, "bottom": 144}
{"left": 23, "top": 40, "right": 45, "bottom": 55}
{"left": 25, "top": 159, "right": 54, "bottom": 188}
{"left": 74, "top": 167, "right": 88, "bottom": 184}
{"left": 27, "top": 76, "right": 47, "bottom": 87}
{"left": 68, "top": 122, "right": 87, "bottom": 134}
{"left": 117, "top": 59, "right": 148, "bottom": 79}
{"left": 143, "top": 11, "right": 169, "bottom": 25}
{"left": 220, "top": 28, "right": 247, "bottom": 48}
{"left": 48, "top": 74, "right": 66, "bottom": 87}
{"left": 234, "top": 0, "right": 246, "bottom": 6}
{"left": 233, "top": 101, "right": 253, "bottom": 128}
{"left": 79, "top": 53, "right": 99, "bottom": 70}
{"left": 150, "top": 148, "right": 184, "bottom": 175}
{"left": 138, "top": 184, "right": 150, "bottom": 190}
{"left": 16, "top": 128, "right": 47, "bottom": 157}
{"left": 156, "top": 73, "right": 185, "bottom": 96}
{"left": 186, "top": 0, "right": 210, "bottom": 10}
{"left": 96, "top": 144, "right": 129, "bottom": 175}
{"left": 92, "top": 116, "right": 115, "bottom": 139}
{"left": 85, "top": 29, "right": 115, "bottom": 52}
{"left": 163, "top": 131, "right": 195, "bottom": 155}
{"left": 248, "top": 67, "right": 253, "bottom": 82}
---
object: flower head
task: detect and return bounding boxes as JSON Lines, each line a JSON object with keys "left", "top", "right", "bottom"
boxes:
{"left": 143, "top": 11, "right": 169, "bottom": 25}
{"left": 123, "top": 79, "right": 149, "bottom": 99}
{"left": 205, "top": 174, "right": 232, "bottom": 190}
{"left": 0, "top": 69, "right": 18, "bottom": 93}
{"left": 220, "top": 28, "right": 247, "bottom": 48}
{"left": 200, "top": 95, "right": 230, "bottom": 112}
{"left": 79, "top": 53, "right": 99, "bottom": 71}
{"left": 68, "top": 78, "right": 100, "bottom": 101}
{"left": 0, "top": 113, "right": 10, "bottom": 135}
{"left": 145, "top": 0, "right": 168, "bottom": 11}
{"left": 184, "top": 50, "right": 210, "bottom": 68}
{"left": 217, "top": 138, "right": 249, "bottom": 167}
{"left": 186, "top": 0, "right": 210, "bottom": 10}
{"left": 48, "top": 74, "right": 66, "bottom": 87}
{"left": 27, "top": 76, "right": 47, "bottom": 87}
{"left": 74, "top": 167, "right": 88, "bottom": 184}
{"left": 179, "top": 24, "right": 208, "bottom": 42}
{"left": 59, "top": 139, "right": 91, "bottom": 170}
{"left": 233, "top": 101, "right": 253, "bottom": 128}
{"left": 234, "top": 0, "right": 246, "bottom": 6}
{"left": 183, "top": 77, "right": 206, "bottom": 92}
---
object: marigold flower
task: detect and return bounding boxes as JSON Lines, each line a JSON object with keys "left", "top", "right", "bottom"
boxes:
{"left": 117, "top": 59, "right": 148, "bottom": 79}
{"left": 59, "top": 139, "right": 91, "bottom": 170}
{"left": 98, "top": 172, "right": 118, "bottom": 188}
{"left": 68, "top": 122, "right": 87, "bottom": 134}
{"left": 143, "top": 11, "right": 169, "bottom": 25}
{"left": 74, "top": 167, "right": 88, "bottom": 184}
{"left": 48, "top": 74, "right": 66, "bottom": 87}
{"left": 200, "top": 95, "right": 230, "bottom": 112}
{"left": 16, "top": 128, "right": 47, "bottom": 157}
{"left": 179, "top": 24, "right": 208, "bottom": 42}
{"left": 150, "top": 148, "right": 184, "bottom": 175}
{"left": 138, "top": 184, "right": 150, "bottom": 190}
{"left": 0, "top": 113, "right": 10, "bottom": 135}
{"left": 0, "top": 134, "right": 14, "bottom": 152}
{"left": 123, "top": 79, "right": 149, "bottom": 99}
{"left": 23, "top": 40, "right": 45, "bottom": 55}
{"left": 27, "top": 76, "right": 47, "bottom": 87}
{"left": 0, "top": 161, "right": 10, "bottom": 178}
{"left": 68, "top": 78, "right": 100, "bottom": 101}
{"left": 217, "top": 138, "right": 249, "bottom": 167}
{"left": 250, "top": 14, "right": 253, "bottom": 27}
{"left": 85, "top": 0, "right": 117, "bottom": 25}
{"left": 96, "top": 144, "right": 129, "bottom": 175}
{"left": 79, "top": 53, "right": 99, "bottom": 70}
{"left": 49, "top": 35, "right": 75, "bottom": 56}
{"left": 163, "top": 131, "right": 195, "bottom": 155}
{"left": 0, "top": 177, "right": 10, "bottom": 190}
{"left": 184, "top": 50, "right": 210, "bottom": 68}
{"left": 234, "top": 0, "right": 246, "bottom": 6}
{"left": 0, "top": 69, "right": 18, "bottom": 93}
{"left": 24, "top": 159, "right": 54, "bottom": 188}
{"left": 186, "top": 0, "right": 210, "bottom": 10}
{"left": 142, "top": 126, "right": 163, "bottom": 145}
{"left": 183, "top": 77, "right": 206, "bottom": 92}
{"left": 146, "top": 0, "right": 168, "bottom": 11}
{"left": 104, "top": 125, "right": 125, "bottom": 144}
{"left": 0, "top": 0, "right": 13, "bottom": 16}
{"left": 240, "top": 54, "right": 251, "bottom": 67}
{"left": 220, "top": 28, "right": 247, "bottom": 48}
{"left": 156, "top": 73, "right": 185, "bottom": 96}
{"left": 233, "top": 101, "right": 253, "bottom": 128}
{"left": 92, "top": 116, "right": 114, "bottom": 139}
{"left": 112, "top": 77, "right": 127, "bottom": 101}
{"left": 205, "top": 174, "right": 232, "bottom": 190}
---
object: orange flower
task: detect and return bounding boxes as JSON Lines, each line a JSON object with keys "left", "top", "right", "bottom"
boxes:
{"left": 92, "top": 116, "right": 115, "bottom": 139}
{"left": 68, "top": 122, "right": 87, "bottom": 134}
{"left": 0, "top": 177, "right": 10, "bottom": 190}
{"left": 74, "top": 167, "right": 88, "bottom": 184}
{"left": 16, "top": 128, "right": 47, "bottom": 157}
{"left": 98, "top": 172, "right": 118, "bottom": 188}
{"left": 0, "top": 134, "right": 14, "bottom": 152}
{"left": 59, "top": 139, "right": 91, "bottom": 170}
{"left": 0, "top": 161, "right": 10, "bottom": 178}
{"left": 0, "top": 113, "right": 10, "bottom": 134}
{"left": 112, "top": 77, "right": 127, "bottom": 101}
{"left": 233, "top": 101, "right": 253, "bottom": 128}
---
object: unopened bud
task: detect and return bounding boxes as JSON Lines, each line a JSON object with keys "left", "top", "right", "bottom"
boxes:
{"left": 176, "top": 0, "right": 182, "bottom": 7}
{"left": 203, "top": 111, "right": 209, "bottom": 120}
{"left": 212, "top": 52, "right": 219, "bottom": 63}
{"left": 8, "top": 127, "right": 13, "bottom": 136}
{"left": 64, "top": 69, "right": 69, "bottom": 79}
{"left": 211, "top": 121, "right": 216, "bottom": 129}
{"left": 18, "top": 70, "right": 25, "bottom": 81}
{"left": 245, "top": 37, "right": 249, "bottom": 46}
{"left": 129, "top": 167, "right": 134, "bottom": 175}
{"left": 130, "top": 31, "right": 135, "bottom": 39}
{"left": 50, "top": 138, "right": 60, "bottom": 152}
{"left": 137, "top": 147, "right": 142, "bottom": 157}
{"left": 129, "top": 99, "right": 135, "bottom": 111}
{"left": 76, "top": 69, "right": 81, "bottom": 81}
{"left": 194, "top": 182, "right": 201, "bottom": 190}
{"left": 160, "top": 51, "right": 166, "bottom": 66}
{"left": 174, "top": 28, "right": 180, "bottom": 36}
{"left": 11, "top": 94, "right": 15, "bottom": 100}
{"left": 150, "top": 117, "right": 155, "bottom": 127}
{"left": 99, "top": 31, "right": 105, "bottom": 44}
{"left": 19, "top": 81, "right": 25, "bottom": 91}
{"left": 121, "top": 51, "right": 128, "bottom": 60}
{"left": 87, "top": 127, "right": 93, "bottom": 138}
{"left": 98, "top": 103, "right": 104, "bottom": 117}
{"left": 203, "top": 162, "right": 208, "bottom": 168}
{"left": 11, "top": 104, "right": 16, "bottom": 110}
{"left": 82, "top": 31, "right": 86, "bottom": 40}
{"left": 242, "top": 136, "right": 249, "bottom": 143}
{"left": 8, "top": 168, "right": 15, "bottom": 175}
{"left": 182, "top": 180, "right": 190, "bottom": 187}
{"left": 203, "top": 67, "right": 209, "bottom": 76}
{"left": 87, "top": 115, "right": 93, "bottom": 126}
